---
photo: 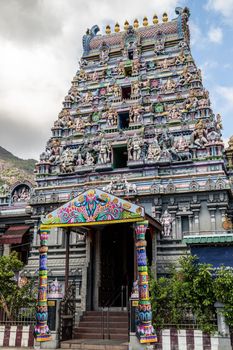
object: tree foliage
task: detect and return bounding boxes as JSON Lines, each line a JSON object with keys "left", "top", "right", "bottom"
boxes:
{"left": 0, "top": 252, "right": 36, "bottom": 320}
{"left": 149, "top": 255, "right": 233, "bottom": 333}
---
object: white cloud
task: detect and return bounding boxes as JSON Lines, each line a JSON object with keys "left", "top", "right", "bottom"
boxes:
{"left": 205, "top": 0, "right": 233, "bottom": 21}
{"left": 207, "top": 26, "right": 223, "bottom": 43}
{"left": 0, "top": 0, "right": 184, "bottom": 159}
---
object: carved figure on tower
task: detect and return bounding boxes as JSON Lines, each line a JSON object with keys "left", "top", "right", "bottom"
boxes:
{"left": 128, "top": 134, "right": 143, "bottom": 161}
{"left": 191, "top": 120, "right": 208, "bottom": 147}
{"left": 160, "top": 209, "right": 173, "bottom": 237}
{"left": 98, "top": 139, "right": 111, "bottom": 164}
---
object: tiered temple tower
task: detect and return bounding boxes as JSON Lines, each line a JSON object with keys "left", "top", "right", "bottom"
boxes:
{"left": 27, "top": 7, "right": 231, "bottom": 283}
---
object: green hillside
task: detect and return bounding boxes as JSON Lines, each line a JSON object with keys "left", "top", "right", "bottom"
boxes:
{"left": 0, "top": 146, "right": 37, "bottom": 173}
{"left": 0, "top": 146, "right": 36, "bottom": 186}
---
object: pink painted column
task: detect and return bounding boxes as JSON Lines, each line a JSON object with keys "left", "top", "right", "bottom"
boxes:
{"left": 135, "top": 221, "right": 157, "bottom": 344}
{"left": 34, "top": 228, "right": 52, "bottom": 342}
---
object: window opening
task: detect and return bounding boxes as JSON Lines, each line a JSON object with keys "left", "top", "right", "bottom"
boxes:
{"left": 118, "top": 111, "right": 130, "bottom": 129}
{"left": 113, "top": 146, "right": 128, "bottom": 168}
{"left": 121, "top": 86, "right": 131, "bottom": 100}
{"left": 128, "top": 49, "right": 134, "bottom": 60}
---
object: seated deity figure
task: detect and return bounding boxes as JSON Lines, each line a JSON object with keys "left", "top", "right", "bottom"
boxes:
{"left": 162, "top": 77, "right": 176, "bottom": 93}
{"left": 169, "top": 104, "right": 181, "bottom": 120}
{"left": 85, "top": 152, "right": 95, "bottom": 166}
{"left": 147, "top": 138, "right": 161, "bottom": 161}
{"left": 191, "top": 120, "right": 208, "bottom": 147}
{"left": 174, "top": 135, "right": 189, "bottom": 151}
{"left": 49, "top": 139, "right": 61, "bottom": 164}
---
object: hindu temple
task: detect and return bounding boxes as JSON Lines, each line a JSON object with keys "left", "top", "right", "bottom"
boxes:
{"left": 1, "top": 5, "right": 233, "bottom": 349}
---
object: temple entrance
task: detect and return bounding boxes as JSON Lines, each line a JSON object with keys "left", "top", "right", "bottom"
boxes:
{"left": 98, "top": 223, "right": 134, "bottom": 308}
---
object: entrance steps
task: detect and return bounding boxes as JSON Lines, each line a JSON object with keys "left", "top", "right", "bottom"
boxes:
{"left": 73, "top": 311, "right": 128, "bottom": 342}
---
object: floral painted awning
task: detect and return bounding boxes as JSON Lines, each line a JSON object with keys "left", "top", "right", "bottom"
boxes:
{"left": 41, "top": 189, "right": 145, "bottom": 228}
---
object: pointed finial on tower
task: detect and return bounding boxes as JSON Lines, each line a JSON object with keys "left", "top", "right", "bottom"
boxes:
{"left": 105, "top": 25, "right": 111, "bottom": 34}
{"left": 124, "top": 20, "right": 129, "bottom": 30}
{"left": 162, "top": 12, "right": 168, "bottom": 22}
{"left": 133, "top": 19, "right": 139, "bottom": 29}
{"left": 153, "top": 14, "right": 159, "bottom": 24}
{"left": 115, "top": 23, "right": 120, "bottom": 32}
{"left": 143, "top": 16, "right": 148, "bottom": 26}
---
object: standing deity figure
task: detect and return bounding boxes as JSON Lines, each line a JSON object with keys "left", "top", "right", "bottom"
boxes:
{"left": 76, "top": 153, "right": 84, "bottom": 166}
{"left": 128, "top": 134, "right": 143, "bottom": 161}
{"left": 60, "top": 148, "right": 75, "bottom": 173}
{"left": 118, "top": 60, "right": 125, "bottom": 75}
{"left": 160, "top": 209, "right": 173, "bottom": 237}
{"left": 191, "top": 120, "right": 208, "bottom": 147}
{"left": 107, "top": 108, "right": 118, "bottom": 126}
{"left": 215, "top": 113, "right": 223, "bottom": 135}
{"left": 132, "top": 80, "right": 140, "bottom": 95}
{"left": 98, "top": 139, "right": 111, "bottom": 164}
{"left": 132, "top": 59, "right": 140, "bottom": 74}
{"left": 75, "top": 116, "right": 85, "bottom": 132}
{"left": 113, "top": 84, "right": 121, "bottom": 98}
{"left": 129, "top": 105, "right": 142, "bottom": 124}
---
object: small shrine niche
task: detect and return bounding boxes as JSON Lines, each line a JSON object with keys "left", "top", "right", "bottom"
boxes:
{"left": 11, "top": 184, "right": 31, "bottom": 203}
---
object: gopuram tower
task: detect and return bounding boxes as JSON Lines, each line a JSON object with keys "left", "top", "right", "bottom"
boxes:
{"left": 26, "top": 7, "right": 232, "bottom": 341}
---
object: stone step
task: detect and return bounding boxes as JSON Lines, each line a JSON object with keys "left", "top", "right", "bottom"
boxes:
{"left": 60, "top": 339, "right": 128, "bottom": 350}
{"left": 79, "top": 321, "right": 128, "bottom": 328}
{"left": 75, "top": 327, "right": 128, "bottom": 334}
{"left": 80, "top": 316, "right": 128, "bottom": 322}
{"left": 84, "top": 311, "right": 128, "bottom": 317}
{"left": 74, "top": 333, "right": 128, "bottom": 341}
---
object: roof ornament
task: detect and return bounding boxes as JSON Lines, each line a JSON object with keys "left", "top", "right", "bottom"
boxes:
{"left": 82, "top": 24, "right": 100, "bottom": 55}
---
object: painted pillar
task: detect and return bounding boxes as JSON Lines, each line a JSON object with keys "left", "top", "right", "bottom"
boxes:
{"left": 34, "top": 228, "right": 52, "bottom": 342}
{"left": 135, "top": 221, "right": 157, "bottom": 344}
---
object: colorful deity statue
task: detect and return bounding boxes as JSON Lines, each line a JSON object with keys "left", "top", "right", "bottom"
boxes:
{"left": 98, "top": 139, "right": 111, "bottom": 164}
{"left": 191, "top": 120, "right": 208, "bottom": 147}
{"left": 129, "top": 105, "right": 142, "bottom": 123}
{"left": 128, "top": 134, "right": 143, "bottom": 161}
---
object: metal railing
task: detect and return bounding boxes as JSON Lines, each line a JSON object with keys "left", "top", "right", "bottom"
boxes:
{"left": 0, "top": 307, "right": 36, "bottom": 326}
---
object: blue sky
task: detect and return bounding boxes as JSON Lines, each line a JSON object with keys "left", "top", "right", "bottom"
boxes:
{"left": 183, "top": 0, "right": 233, "bottom": 145}
{"left": 0, "top": 0, "right": 232, "bottom": 159}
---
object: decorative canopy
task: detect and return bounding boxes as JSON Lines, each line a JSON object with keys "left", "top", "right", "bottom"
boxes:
{"left": 40, "top": 189, "right": 145, "bottom": 229}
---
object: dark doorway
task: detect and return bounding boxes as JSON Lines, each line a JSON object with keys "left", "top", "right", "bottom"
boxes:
{"left": 113, "top": 146, "right": 128, "bottom": 168}
{"left": 118, "top": 111, "right": 130, "bottom": 129}
{"left": 99, "top": 224, "right": 134, "bottom": 307}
